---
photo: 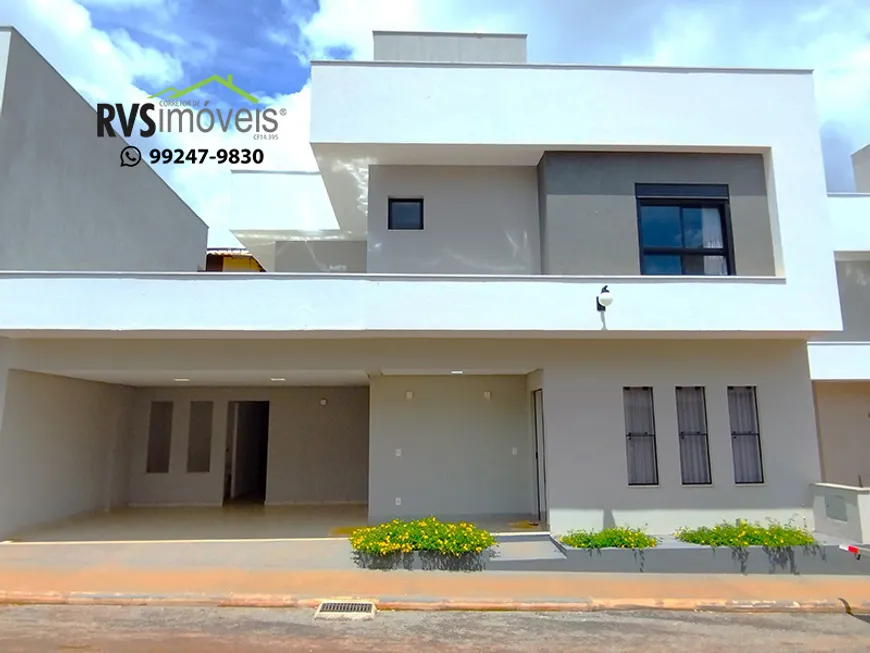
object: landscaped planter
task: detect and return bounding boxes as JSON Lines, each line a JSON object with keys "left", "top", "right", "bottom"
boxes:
{"left": 486, "top": 540, "right": 870, "bottom": 575}
{"left": 352, "top": 549, "right": 494, "bottom": 571}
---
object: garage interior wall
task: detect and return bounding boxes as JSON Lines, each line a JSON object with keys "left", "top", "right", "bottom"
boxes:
{"left": 813, "top": 381, "right": 870, "bottom": 487}
{"left": 128, "top": 386, "right": 369, "bottom": 506}
{"left": 0, "top": 370, "right": 134, "bottom": 539}
{"left": 368, "top": 374, "right": 536, "bottom": 522}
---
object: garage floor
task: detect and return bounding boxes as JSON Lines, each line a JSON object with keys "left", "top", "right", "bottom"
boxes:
{"left": 7, "top": 505, "right": 542, "bottom": 543}
{"left": 7, "top": 504, "right": 370, "bottom": 542}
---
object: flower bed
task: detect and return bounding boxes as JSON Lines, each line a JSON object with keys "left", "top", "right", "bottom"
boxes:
{"left": 349, "top": 517, "right": 496, "bottom": 571}
{"left": 674, "top": 518, "right": 816, "bottom": 548}
{"left": 560, "top": 526, "right": 657, "bottom": 550}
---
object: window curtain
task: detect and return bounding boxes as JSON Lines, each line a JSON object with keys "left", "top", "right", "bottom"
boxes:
{"left": 675, "top": 387, "right": 711, "bottom": 484}
{"left": 623, "top": 388, "right": 658, "bottom": 485}
{"left": 728, "top": 387, "right": 764, "bottom": 483}
{"left": 701, "top": 207, "right": 728, "bottom": 275}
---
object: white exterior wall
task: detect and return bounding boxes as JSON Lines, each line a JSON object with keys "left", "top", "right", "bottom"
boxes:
{"left": 827, "top": 195, "right": 870, "bottom": 256}
{"left": 128, "top": 386, "right": 369, "bottom": 506}
{"left": 0, "top": 272, "right": 837, "bottom": 336}
{"left": 0, "top": 28, "right": 207, "bottom": 272}
{"left": 367, "top": 166, "right": 540, "bottom": 274}
{"left": 0, "top": 370, "right": 134, "bottom": 538}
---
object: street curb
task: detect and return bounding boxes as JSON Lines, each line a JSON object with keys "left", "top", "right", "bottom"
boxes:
{"left": 0, "top": 592, "right": 867, "bottom": 614}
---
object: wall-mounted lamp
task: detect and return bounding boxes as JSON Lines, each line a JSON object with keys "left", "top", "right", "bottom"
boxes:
{"left": 405, "top": 391, "right": 414, "bottom": 399}
{"left": 320, "top": 398, "right": 328, "bottom": 406}
{"left": 596, "top": 285, "right": 613, "bottom": 312}
{"left": 483, "top": 391, "right": 492, "bottom": 399}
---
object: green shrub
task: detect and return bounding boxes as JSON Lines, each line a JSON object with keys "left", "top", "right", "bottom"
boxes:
{"left": 349, "top": 516, "right": 495, "bottom": 557}
{"left": 675, "top": 518, "right": 816, "bottom": 548}
{"left": 560, "top": 525, "right": 657, "bottom": 549}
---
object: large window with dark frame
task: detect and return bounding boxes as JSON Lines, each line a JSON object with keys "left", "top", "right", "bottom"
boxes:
{"left": 387, "top": 198, "right": 424, "bottom": 230}
{"left": 623, "top": 387, "right": 659, "bottom": 486}
{"left": 636, "top": 183, "right": 734, "bottom": 276}
{"left": 727, "top": 386, "right": 765, "bottom": 484}
{"left": 675, "top": 386, "right": 712, "bottom": 485}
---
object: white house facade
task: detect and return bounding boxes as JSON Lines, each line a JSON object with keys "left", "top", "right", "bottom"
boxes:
{"left": 0, "top": 28, "right": 868, "bottom": 542}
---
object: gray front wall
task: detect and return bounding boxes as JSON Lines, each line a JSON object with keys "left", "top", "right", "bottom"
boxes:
{"left": 266, "top": 386, "right": 369, "bottom": 504}
{"left": 538, "top": 152, "right": 777, "bottom": 276}
{"left": 0, "top": 29, "right": 207, "bottom": 272}
{"left": 816, "top": 260, "right": 870, "bottom": 341}
{"left": 368, "top": 375, "right": 535, "bottom": 521}
{"left": 367, "top": 165, "right": 541, "bottom": 274}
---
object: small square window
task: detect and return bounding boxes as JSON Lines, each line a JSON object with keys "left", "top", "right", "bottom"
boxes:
{"left": 388, "top": 198, "right": 423, "bottom": 230}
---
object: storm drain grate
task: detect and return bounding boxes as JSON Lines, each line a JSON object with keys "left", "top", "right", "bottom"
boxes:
{"left": 314, "top": 600, "right": 377, "bottom": 620}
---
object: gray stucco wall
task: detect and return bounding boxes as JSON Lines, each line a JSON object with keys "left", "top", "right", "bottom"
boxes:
{"left": 854, "top": 145, "right": 870, "bottom": 193}
{"left": 266, "top": 386, "right": 369, "bottom": 504}
{"left": 127, "top": 386, "right": 369, "bottom": 507}
{"left": 368, "top": 375, "right": 535, "bottom": 521}
{"left": 367, "top": 165, "right": 541, "bottom": 274}
{"left": 0, "top": 28, "right": 207, "bottom": 271}
{"left": 538, "top": 152, "right": 777, "bottom": 276}
{"left": 816, "top": 260, "right": 870, "bottom": 341}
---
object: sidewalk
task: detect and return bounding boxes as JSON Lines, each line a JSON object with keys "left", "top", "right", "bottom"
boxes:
{"left": 2, "top": 564, "right": 870, "bottom": 613}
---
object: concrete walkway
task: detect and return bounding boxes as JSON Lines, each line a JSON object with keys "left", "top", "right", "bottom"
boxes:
{"left": 2, "top": 540, "right": 870, "bottom": 613}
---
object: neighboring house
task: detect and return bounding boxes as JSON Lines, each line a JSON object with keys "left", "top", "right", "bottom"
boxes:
{"left": 0, "top": 27, "right": 206, "bottom": 271}
{"left": 205, "top": 248, "right": 265, "bottom": 272}
{"left": 0, "top": 28, "right": 868, "bottom": 542}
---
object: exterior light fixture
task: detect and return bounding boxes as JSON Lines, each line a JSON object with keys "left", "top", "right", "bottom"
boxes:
{"left": 596, "top": 285, "right": 613, "bottom": 312}
{"left": 450, "top": 370, "right": 464, "bottom": 375}
{"left": 320, "top": 398, "right": 327, "bottom": 405}
{"left": 270, "top": 377, "right": 286, "bottom": 382}
{"left": 173, "top": 378, "right": 190, "bottom": 382}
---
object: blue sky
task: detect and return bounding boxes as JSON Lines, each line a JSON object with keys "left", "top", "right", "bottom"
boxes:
{"left": 0, "top": 0, "right": 868, "bottom": 245}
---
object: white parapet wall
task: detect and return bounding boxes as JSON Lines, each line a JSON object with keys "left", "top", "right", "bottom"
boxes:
{"left": 812, "top": 483, "right": 870, "bottom": 544}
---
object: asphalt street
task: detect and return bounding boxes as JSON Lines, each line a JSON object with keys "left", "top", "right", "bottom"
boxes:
{"left": 0, "top": 605, "right": 869, "bottom": 652}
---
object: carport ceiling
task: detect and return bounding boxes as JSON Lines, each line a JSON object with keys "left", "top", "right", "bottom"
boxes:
{"left": 44, "top": 369, "right": 370, "bottom": 387}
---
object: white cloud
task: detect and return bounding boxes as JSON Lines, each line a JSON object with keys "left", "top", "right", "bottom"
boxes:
{"left": 622, "top": 0, "right": 870, "bottom": 189}
{"left": 301, "top": 0, "right": 509, "bottom": 60}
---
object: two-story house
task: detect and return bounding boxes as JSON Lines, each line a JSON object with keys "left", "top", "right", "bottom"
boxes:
{"left": 0, "top": 28, "right": 867, "bottom": 543}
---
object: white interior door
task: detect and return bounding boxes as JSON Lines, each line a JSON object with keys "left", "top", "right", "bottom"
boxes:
{"left": 224, "top": 402, "right": 239, "bottom": 501}
{"left": 532, "top": 389, "right": 547, "bottom": 522}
